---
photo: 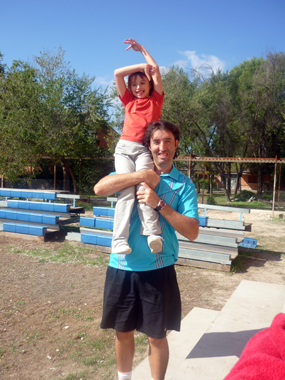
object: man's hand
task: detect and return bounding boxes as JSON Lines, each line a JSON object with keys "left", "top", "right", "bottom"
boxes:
{"left": 137, "top": 182, "right": 160, "bottom": 209}
{"left": 137, "top": 180, "right": 199, "bottom": 241}
{"left": 142, "top": 170, "right": 160, "bottom": 190}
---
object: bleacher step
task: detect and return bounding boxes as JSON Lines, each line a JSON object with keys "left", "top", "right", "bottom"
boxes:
{"left": 172, "top": 280, "right": 285, "bottom": 380}
{"left": 1, "top": 229, "right": 67, "bottom": 242}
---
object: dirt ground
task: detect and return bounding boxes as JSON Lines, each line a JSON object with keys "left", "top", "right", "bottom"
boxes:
{"left": 0, "top": 210, "right": 285, "bottom": 380}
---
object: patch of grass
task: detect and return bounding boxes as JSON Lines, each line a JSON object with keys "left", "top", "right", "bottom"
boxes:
{"left": 56, "top": 372, "right": 87, "bottom": 380}
{"left": 197, "top": 191, "right": 284, "bottom": 210}
{"left": 134, "top": 333, "right": 148, "bottom": 354}
{"left": 59, "top": 308, "right": 78, "bottom": 315}
{"left": 77, "top": 331, "right": 86, "bottom": 339}
{"left": 7, "top": 242, "right": 109, "bottom": 267}
{"left": 77, "top": 202, "right": 94, "bottom": 211}
{"left": 231, "top": 249, "right": 255, "bottom": 272}
{"left": 270, "top": 217, "right": 285, "bottom": 223}
{"left": 0, "top": 348, "right": 5, "bottom": 357}
{"left": 82, "top": 354, "right": 105, "bottom": 366}
{"left": 57, "top": 329, "right": 116, "bottom": 368}
{"left": 55, "top": 308, "right": 94, "bottom": 322}
{"left": 24, "top": 331, "right": 43, "bottom": 342}
{"left": 82, "top": 354, "right": 116, "bottom": 368}
{"left": 260, "top": 193, "right": 273, "bottom": 201}
{"left": 134, "top": 333, "right": 148, "bottom": 345}
{"left": 90, "top": 340, "right": 106, "bottom": 351}
{"left": 58, "top": 331, "right": 116, "bottom": 372}
{"left": 8, "top": 344, "right": 16, "bottom": 352}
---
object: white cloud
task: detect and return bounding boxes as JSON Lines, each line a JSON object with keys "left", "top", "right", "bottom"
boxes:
{"left": 160, "top": 66, "right": 170, "bottom": 75}
{"left": 173, "top": 59, "right": 188, "bottom": 69}
{"left": 176, "top": 50, "right": 226, "bottom": 74}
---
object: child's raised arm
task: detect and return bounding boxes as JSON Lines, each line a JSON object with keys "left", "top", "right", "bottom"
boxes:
{"left": 124, "top": 39, "right": 163, "bottom": 96}
{"left": 114, "top": 63, "right": 154, "bottom": 98}
{"left": 114, "top": 39, "right": 163, "bottom": 98}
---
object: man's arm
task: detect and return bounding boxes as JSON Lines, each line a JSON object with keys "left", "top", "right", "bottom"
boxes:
{"left": 137, "top": 182, "right": 199, "bottom": 241}
{"left": 94, "top": 170, "right": 160, "bottom": 197}
{"left": 159, "top": 205, "right": 199, "bottom": 241}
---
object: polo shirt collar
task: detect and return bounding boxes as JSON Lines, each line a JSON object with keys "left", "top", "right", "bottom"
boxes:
{"left": 160, "top": 165, "right": 180, "bottom": 180}
{"left": 157, "top": 165, "right": 182, "bottom": 196}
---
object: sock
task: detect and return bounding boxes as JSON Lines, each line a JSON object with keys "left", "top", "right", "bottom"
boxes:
{"left": 118, "top": 370, "right": 132, "bottom": 380}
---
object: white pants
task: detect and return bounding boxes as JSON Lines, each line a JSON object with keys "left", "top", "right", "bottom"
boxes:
{"left": 112, "top": 140, "right": 161, "bottom": 248}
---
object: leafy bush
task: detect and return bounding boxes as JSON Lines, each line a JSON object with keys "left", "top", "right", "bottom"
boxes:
{"left": 198, "top": 178, "right": 217, "bottom": 190}
{"left": 234, "top": 190, "right": 256, "bottom": 202}
{"left": 206, "top": 196, "right": 217, "bottom": 205}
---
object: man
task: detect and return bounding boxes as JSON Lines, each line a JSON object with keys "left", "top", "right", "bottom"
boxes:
{"left": 94, "top": 120, "right": 199, "bottom": 380}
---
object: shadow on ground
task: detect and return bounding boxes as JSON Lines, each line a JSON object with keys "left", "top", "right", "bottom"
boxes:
{"left": 232, "top": 248, "right": 283, "bottom": 272}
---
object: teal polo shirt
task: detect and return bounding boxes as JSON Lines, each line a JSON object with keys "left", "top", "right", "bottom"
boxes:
{"left": 108, "top": 165, "right": 199, "bottom": 272}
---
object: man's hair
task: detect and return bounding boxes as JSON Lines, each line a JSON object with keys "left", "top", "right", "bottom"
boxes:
{"left": 127, "top": 71, "right": 154, "bottom": 96}
{"left": 143, "top": 120, "right": 180, "bottom": 159}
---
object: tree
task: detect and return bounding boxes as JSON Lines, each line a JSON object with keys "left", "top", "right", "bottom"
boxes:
{"left": 0, "top": 61, "right": 44, "bottom": 182}
{"left": 250, "top": 52, "right": 285, "bottom": 193}
{"left": 185, "top": 69, "right": 239, "bottom": 202}
{"left": 161, "top": 66, "right": 203, "bottom": 156}
{"left": 0, "top": 52, "right": 5, "bottom": 74}
{"left": 229, "top": 53, "right": 285, "bottom": 194}
{"left": 0, "top": 48, "right": 112, "bottom": 193}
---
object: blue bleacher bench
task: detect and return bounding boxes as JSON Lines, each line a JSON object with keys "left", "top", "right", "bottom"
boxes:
{"left": 93, "top": 207, "right": 115, "bottom": 217}
{"left": 80, "top": 217, "right": 114, "bottom": 229}
{"left": 81, "top": 233, "right": 112, "bottom": 247}
{"left": 7, "top": 200, "right": 71, "bottom": 213}
{"left": 3, "top": 223, "right": 49, "bottom": 236}
{"left": 0, "top": 189, "right": 57, "bottom": 200}
{"left": 0, "top": 209, "right": 60, "bottom": 224}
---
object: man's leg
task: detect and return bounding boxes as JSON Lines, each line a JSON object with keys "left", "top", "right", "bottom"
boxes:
{"left": 148, "top": 336, "right": 169, "bottom": 380}
{"left": 115, "top": 331, "right": 135, "bottom": 373}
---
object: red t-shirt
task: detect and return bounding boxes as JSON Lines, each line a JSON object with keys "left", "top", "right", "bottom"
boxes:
{"left": 119, "top": 89, "right": 164, "bottom": 143}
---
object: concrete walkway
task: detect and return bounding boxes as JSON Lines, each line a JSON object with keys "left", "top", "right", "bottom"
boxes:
{"left": 132, "top": 280, "right": 285, "bottom": 380}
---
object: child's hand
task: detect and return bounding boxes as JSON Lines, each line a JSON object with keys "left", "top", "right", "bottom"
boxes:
{"left": 144, "top": 64, "right": 156, "bottom": 81}
{"left": 124, "top": 38, "right": 142, "bottom": 52}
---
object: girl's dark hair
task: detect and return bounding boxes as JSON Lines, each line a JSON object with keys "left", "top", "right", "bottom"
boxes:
{"left": 127, "top": 71, "right": 154, "bottom": 97}
{"left": 143, "top": 120, "right": 180, "bottom": 159}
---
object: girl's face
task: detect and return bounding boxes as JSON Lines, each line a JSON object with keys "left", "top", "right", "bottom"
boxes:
{"left": 130, "top": 75, "right": 151, "bottom": 98}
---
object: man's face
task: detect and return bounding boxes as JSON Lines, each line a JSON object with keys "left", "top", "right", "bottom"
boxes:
{"left": 149, "top": 129, "right": 179, "bottom": 173}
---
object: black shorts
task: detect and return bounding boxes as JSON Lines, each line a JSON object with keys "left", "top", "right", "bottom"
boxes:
{"left": 100, "top": 265, "right": 181, "bottom": 339}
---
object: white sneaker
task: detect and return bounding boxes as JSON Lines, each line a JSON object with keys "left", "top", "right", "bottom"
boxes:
{"left": 147, "top": 235, "right": 164, "bottom": 254}
{"left": 112, "top": 243, "right": 132, "bottom": 255}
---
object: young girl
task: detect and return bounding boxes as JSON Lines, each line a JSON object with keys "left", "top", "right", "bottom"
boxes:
{"left": 112, "top": 38, "right": 164, "bottom": 255}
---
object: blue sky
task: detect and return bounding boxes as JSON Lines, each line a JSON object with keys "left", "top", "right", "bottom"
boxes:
{"left": 1, "top": 0, "right": 285, "bottom": 90}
